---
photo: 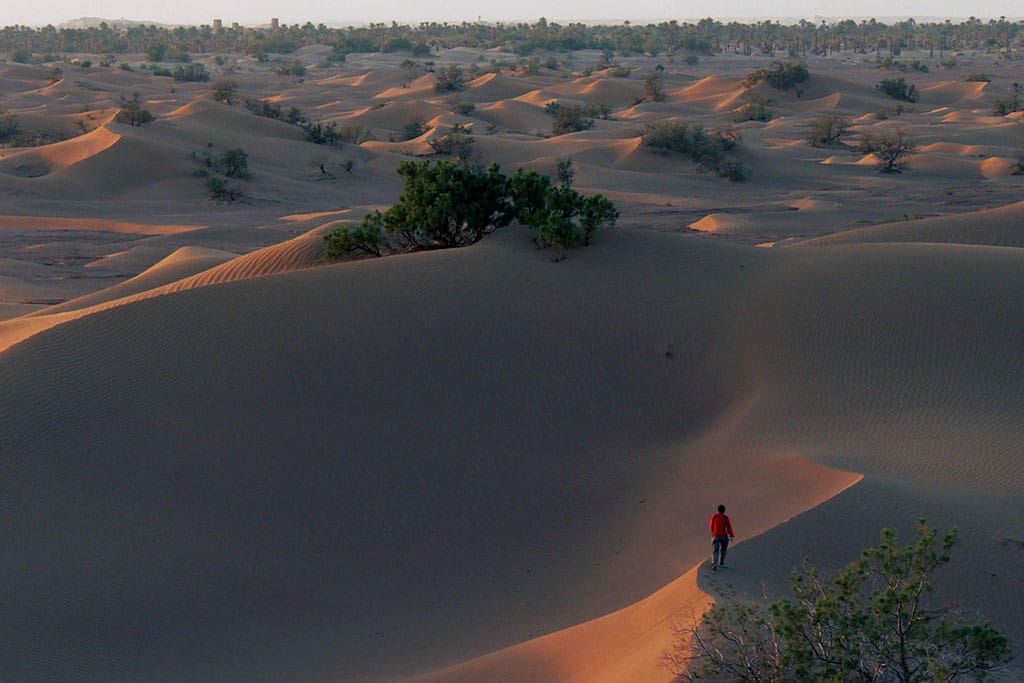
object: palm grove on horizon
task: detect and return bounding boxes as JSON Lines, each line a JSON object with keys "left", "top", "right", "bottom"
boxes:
{"left": 2, "top": 16, "right": 1021, "bottom": 59}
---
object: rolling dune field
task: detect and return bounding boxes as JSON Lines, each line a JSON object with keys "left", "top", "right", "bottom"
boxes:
{"left": 2, "top": 44, "right": 1023, "bottom": 682}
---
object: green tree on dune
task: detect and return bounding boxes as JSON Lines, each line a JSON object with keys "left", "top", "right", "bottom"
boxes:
{"left": 665, "top": 520, "right": 1012, "bottom": 682}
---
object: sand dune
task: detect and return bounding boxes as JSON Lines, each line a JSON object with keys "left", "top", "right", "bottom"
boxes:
{"left": 3, "top": 47, "right": 1024, "bottom": 683}
{"left": 795, "top": 200, "right": 1024, "bottom": 248}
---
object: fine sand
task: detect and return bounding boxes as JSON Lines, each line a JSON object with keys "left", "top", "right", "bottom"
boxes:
{"left": 2, "top": 45, "right": 1023, "bottom": 682}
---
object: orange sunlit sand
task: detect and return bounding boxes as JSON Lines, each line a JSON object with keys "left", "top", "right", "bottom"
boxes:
{"left": 2, "top": 40, "right": 1023, "bottom": 682}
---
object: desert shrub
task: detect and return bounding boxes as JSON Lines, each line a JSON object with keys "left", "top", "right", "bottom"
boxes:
{"left": 642, "top": 120, "right": 743, "bottom": 180}
{"left": 644, "top": 71, "right": 665, "bottom": 102}
{"left": 402, "top": 119, "right": 425, "bottom": 141}
{"left": 992, "top": 83, "right": 1023, "bottom": 116}
{"left": 115, "top": 92, "right": 154, "bottom": 126}
{"left": 745, "top": 60, "right": 809, "bottom": 90}
{"left": 452, "top": 101, "right": 476, "bottom": 115}
{"left": 716, "top": 158, "right": 750, "bottom": 182}
{"left": 221, "top": 147, "right": 248, "bottom": 178}
{"left": 806, "top": 110, "right": 849, "bottom": 146}
{"left": 245, "top": 97, "right": 282, "bottom": 119}
{"left": 546, "top": 101, "right": 594, "bottom": 135}
{"left": 435, "top": 64, "right": 467, "bottom": 92}
{"left": 609, "top": 64, "right": 632, "bottom": 78}
{"left": 665, "top": 521, "right": 1012, "bottom": 683}
{"left": 556, "top": 158, "right": 575, "bottom": 186}
{"left": 582, "top": 102, "right": 613, "bottom": 119}
{"left": 173, "top": 63, "right": 210, "bottom": 82}
{"left": 323, "top": 163, "right": 618, "bottom": 261}
{"left": 427, "top": 123, "right": 475, "bottom": 161}
{"left": 357, "top": 160, "right": 512, "bottom": 250}
{"left": 859, "top": 128, "right": 916, "bottom": 173}
{"left": 877, "top": 76, "right": 919, "bottom": 102}
{"left": 411, "top": 43, "right": 432, "bottom": 56}
{"left": 734, "top": 94, "right": 774, "bottom": 122}
{"left": 206, "top": 175, "right": 243, "bottom": 202}
{"left": 1012, "top": 145, "right": 1024, "bottom": 175}
{"left": 9, "top": 48, "right": 33, "bottom": 64}
{"left": 965, "top": 73, "right": 991, "bottom": 82}
{"left": 0, "top": 112, "right": 22, "bottom": 143}
{"left": 211, "top": 79, "right": 238, "bottom": 104}
{"left": 275, "top": 59, "right": 306, "bottom": 77}
{"left": 152, "top": 66, "right": 173, "bottom": 77}
{"left": 323, "top": 221, "right": 386, "bottom": 259}
{"left": 146, "top": 44, "right": 166, "bottom": 62}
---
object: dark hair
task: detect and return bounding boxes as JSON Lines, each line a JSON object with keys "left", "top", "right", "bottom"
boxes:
{"left": 717, "top": 504, "right": 726, "bottom": 513}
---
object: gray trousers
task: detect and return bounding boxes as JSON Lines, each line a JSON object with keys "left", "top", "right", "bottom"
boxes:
{"left": 712, "top": 536, "right": 730, "bottom": 565}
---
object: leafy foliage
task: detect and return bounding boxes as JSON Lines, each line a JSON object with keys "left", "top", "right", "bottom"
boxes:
{"left": 642, "top": 121, "right": 745, "bottom": 180}
{"left": 667, "top": 521, "right": 1012, "bottom": 682}
{"left": 434, "top": 64, "right": 467, "bottom": 93}
{"left": 546, "top": 101, "right": 594, "bottom": 136}
{"left": 644, "top": 71, "right": 666, "bottom": 102}
{"left": 115, "top": 92, "right": 154, "bottom": 126}
{"left": 806, "top": 110, "right": 849, "bottom": 147}
{"left": 323, "top": 162, "right": 618, "bottom": 261}
{"left": 877, "top": 77, "right": 919, "bottom": 102}
{"left": 427, "top": 123, "right": 475, "bottom": 162}
{"left": 733, "top": 94, "right": 774, "bottom": 122}
{"left": 745, "top": 61, "right": 809, "bottom": 90}
{"left": 173, "top": 63, "right": 210, "bottom": 82}
{"left": 211, "top": 79, "right": 238, "bottom": 104}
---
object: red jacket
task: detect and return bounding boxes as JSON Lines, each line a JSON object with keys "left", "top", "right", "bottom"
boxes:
{"left": 710, "top": 512, "right": 734, "bottom": 538}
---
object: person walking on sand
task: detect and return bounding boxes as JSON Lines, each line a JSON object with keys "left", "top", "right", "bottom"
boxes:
{"left": 710, "top": 504, "right": 734, "bottom": 570}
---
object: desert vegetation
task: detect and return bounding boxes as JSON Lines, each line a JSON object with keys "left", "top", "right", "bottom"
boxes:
{"left": 4, "top": 18, "right": 1021, "bottom": 61}
{"left": 324, "top": 161, "right": 617, "bottom": 261}
{"left": 665, "top": 521, "right": 1012, "bottom": 682}
{"left": 859, "top": 128, "right": 916, "bottom": 173}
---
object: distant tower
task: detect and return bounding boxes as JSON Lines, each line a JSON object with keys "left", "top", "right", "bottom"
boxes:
{"left": 212, "top": 19, "right": 222, "bottom": 34}
{"left": 270, "top": 17, "right": 279, "bottom": 30}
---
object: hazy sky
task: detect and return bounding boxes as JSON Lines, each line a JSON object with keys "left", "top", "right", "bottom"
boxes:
{"left": 4, "top": 0, "right": 1020, "bottom": 28}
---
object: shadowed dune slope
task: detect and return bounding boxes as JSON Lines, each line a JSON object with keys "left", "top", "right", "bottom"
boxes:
{"left": 733, "top": 242, "right": 1024, "bottom": 494}
{"left": 3, "top": 226, "right": 1024, "bottom": 681}
{"left": 2, "top": 228, "right": 765, "bottom": 682}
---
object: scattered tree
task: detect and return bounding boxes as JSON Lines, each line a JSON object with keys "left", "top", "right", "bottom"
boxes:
{"left": 427, "top": 123, "right": 475, "bottom": 163}
{"left": 435, "top": 64, "right": 467, "bottom": 92}
{"left": 860, "top": 128, "right": 916, "bottom": 173}
{"left": 642, "top": 120, "right": 745, "bottom": 180}
{"left": 206, "top": 175, "right": 243, "bottom": 202}
{"left": 173, "top": 63, "right": 210, "bottom": 82}
{"left": 806, "top": 110, "right": 849, "bottom": 147}
{"left": 734, "top": 94, "right": 774, "bottom": 122}
{"left": 221, "top": 147, "right": 249, "bottom": 178}
{"left": 666, "top": 521, "right": 1012, "bottom": 682}
{"left": 211, "top": 79, "right": 238, "bottom": 104}
{"left": 644, "top": 71, "right": 666, "bottom": 102}
{"left": 546, "top": 101, "right": 594, "bottom": 135}
{"left": 877, "top": 76, "right": 919, "bottom": 102}
{"left": 1012, "top": 145, "right": 1024, "bottom": 176}
{"left": 402, "top": 119, "right": 425, "bottom": 141}
{"left": 556, "top": 158, "right": 575, "bottom": 186}
{"left": 115, "top": 92, "right": 154, "bottom": 126}
{"left": 745, "top": 61, "right": 809, "bottom": 91}
{"left": 993, "top": 82, "right": 1023, "bottom": 116}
